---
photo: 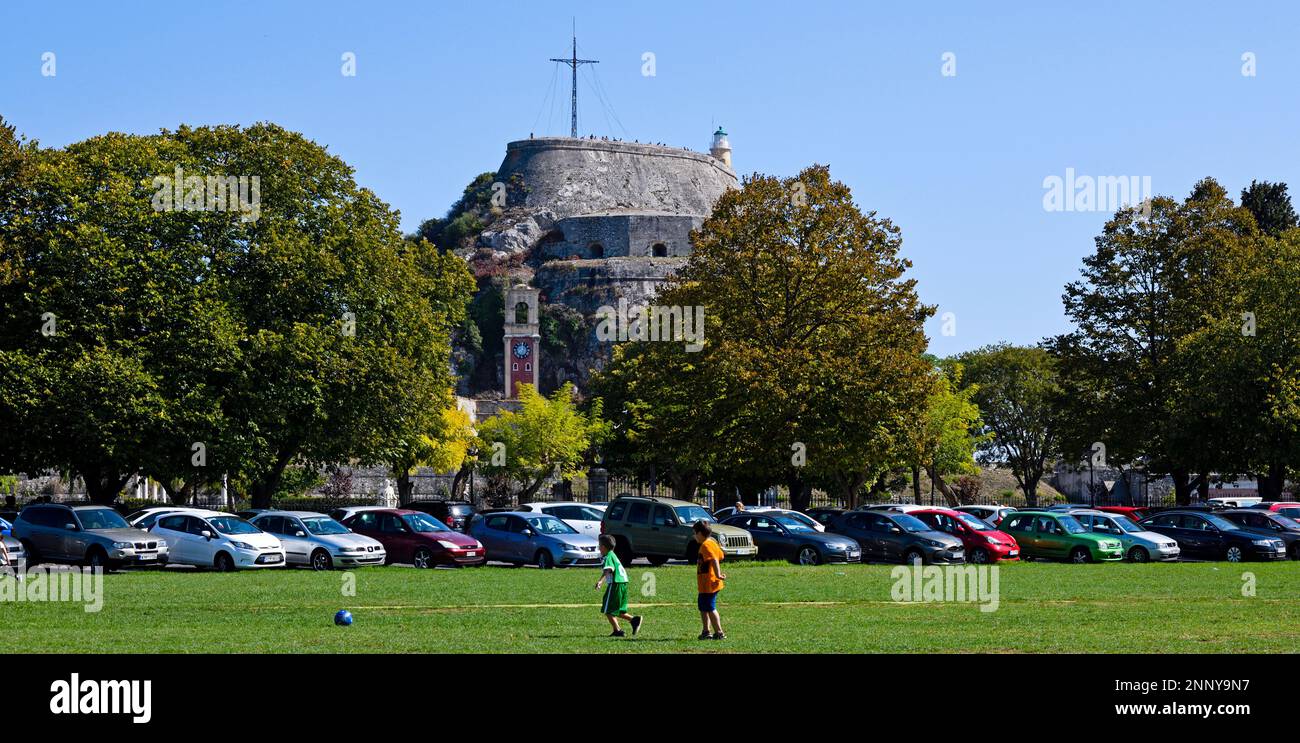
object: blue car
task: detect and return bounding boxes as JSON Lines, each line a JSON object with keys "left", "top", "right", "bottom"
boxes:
{"left": 468, "top": 511, "right": 601, "bottom": 568}
{"left": 0, "top": 516, "right": 12, "bottom": 536}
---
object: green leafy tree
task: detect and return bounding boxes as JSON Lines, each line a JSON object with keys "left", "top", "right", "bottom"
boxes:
{"left": 955, "top": 344, "right": 1060, "bottom": 506}
{"left": 1048, "top": 179, "right": 1257, "bottom": 504}
{"left": 476, "top": 383, "right": 607, "bottom": 503}
{"left": 907, "top": 364, "right": 986, "bottom": 507}
{"left": 1240, "top": 180, "right": 1298, "bottom": 237}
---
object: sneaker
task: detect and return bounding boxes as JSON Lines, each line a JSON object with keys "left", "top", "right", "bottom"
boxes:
{"left": 711, "top": 632, "right": 727, "bottom": 641}
{"left": 698, "top": 631, "right": 712, "bottom": 640}
{"left": 630, "top": 616, "right": 643, "bottom": 636}
{"left": 609, "top": 630, "right": 626, "bottom": 638}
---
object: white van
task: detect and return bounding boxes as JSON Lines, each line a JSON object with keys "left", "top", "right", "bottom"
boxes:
{"left": 150, "top": 509, "right": 285, "bottom": 571}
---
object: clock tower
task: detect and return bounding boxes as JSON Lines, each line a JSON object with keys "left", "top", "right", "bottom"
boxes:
{"left": 503, "top": 284, "right": 541, "bottom": 398}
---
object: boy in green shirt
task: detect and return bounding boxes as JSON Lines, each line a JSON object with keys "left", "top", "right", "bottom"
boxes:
{"left": 595, "top": 534, "right": 642, "bottom": 637}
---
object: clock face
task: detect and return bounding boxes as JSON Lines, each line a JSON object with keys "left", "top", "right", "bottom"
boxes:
{"left": 512, "top": 341, "right": 531, "bottom": 359}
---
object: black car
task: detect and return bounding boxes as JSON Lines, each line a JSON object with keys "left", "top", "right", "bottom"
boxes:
{"left": 1138, "top": 510, "right": 1288, "bottom": 562}
{"left": 721, "top": 513, "right": 861, "bottom": 565}
{"left": 827, "top": 510, "right": 965, "bottom": 565}
{"left": 401, "top": 500, "right": 477, "bottom": 532}
{"left": 804, "top": 507, "right": 846, "bottom": 527}
{"left": 1217, "top": 509, "right": 1300, "bottom": 559}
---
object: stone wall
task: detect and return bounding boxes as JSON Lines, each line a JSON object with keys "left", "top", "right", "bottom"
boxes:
{"left": 541, "top": 212, "right": 704, "bottom": 260}
{"left": 496, "top": 137, "right": 736, "bottom": 220}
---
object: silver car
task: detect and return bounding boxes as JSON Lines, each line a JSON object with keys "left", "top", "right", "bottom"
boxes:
{"left": 1071, "top": 509, "right": 1180, "bottom": 562}
{"left": 249, "top": 511, "right": 386, "bottom": 570}
{"left": 1, "top": 533, "right": 25, "bottom": 572}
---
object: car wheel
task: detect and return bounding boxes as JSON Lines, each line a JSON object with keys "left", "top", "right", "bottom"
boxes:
{"left": 1069, "top": 547, "right": 1091, "bottom": 564}
{"left": 536, "top": 550, "right": 555, "bottom": 569}
{"left": 647, "top": 555, "right": 669, "bottom": 567}
{"left": 83, "top": 547, "right": 107, "bottom": 569}
{"left": 903, "top": 549, "right": 925, "bottom": 566}
{"left": 615, "top": 539, "right": 636, "bottom": 567}
{"left": 1225, "top": 545, "right": 1244, "bottom": 563}
{"left": 412, "top": 547, "right": 434, "bottom": 569}
{"left": 214, "top": 552, "right": 235, "bottom": 572}
{"left": 796, "top": 546, "right": 821, "bottom": 566}
{"left": 1128, "top": 546, "right": 1150, "bottom": 563}
{"left": 310, "top": 549, "right": 333, "bottom": 571}
{"left": 20, "top": 540, "right": 40, "bottom": 566}
{"left": 970, "top": 548, "right": 990, "bottom": 564}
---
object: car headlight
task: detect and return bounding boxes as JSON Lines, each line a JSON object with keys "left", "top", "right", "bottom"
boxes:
{"left": 112, "top": 541, "right": 134, "bottom": 549}
{"left": 1252, "top": 539, "right": 1273, "bottom": 546}
{"left": 436, "top": 540, "right": 460, "bottom": 550}
{"left": 231, "top": 541, "right": 255, "bottom": 551}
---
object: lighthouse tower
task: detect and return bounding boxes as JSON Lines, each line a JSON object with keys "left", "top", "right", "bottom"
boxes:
{"left": 709, "top": 127, "right": 732, "bottom": 168}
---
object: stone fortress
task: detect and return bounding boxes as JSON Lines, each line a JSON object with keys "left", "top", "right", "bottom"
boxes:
{"left": 470, "top": 127, "right": 737, "bottom": 396}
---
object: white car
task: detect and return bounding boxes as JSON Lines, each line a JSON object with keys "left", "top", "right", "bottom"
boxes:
{"left": 126, "top": 506, "right": 190, "bottom": 530}
{"left": 150, "top": 509, "right": 285, "bottom": 570}
{"left": 712, "top": 505, "right": 776, "bottom": 520}
{"left": 249, "top": 510, "right": 386, "bottom": 570}
{"left": 519, "top": 502, "right": 607, "bottom": 538}
{"left": 859, "top": 503, "right": 929, "bottom": 513}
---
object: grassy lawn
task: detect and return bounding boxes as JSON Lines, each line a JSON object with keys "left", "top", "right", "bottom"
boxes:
{"left": 3, "top": 560, "right": 1297, "bottom": 653}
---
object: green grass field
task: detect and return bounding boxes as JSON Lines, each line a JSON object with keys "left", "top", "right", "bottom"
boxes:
{"left": 4, "top": 560, "right": 1298, "bottom": 653}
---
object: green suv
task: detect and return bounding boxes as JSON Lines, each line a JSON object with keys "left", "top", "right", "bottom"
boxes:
{"left": 1000, "top": 510, "right": 1123, "bottom": 563}
{"left": 601, "top": 496, "right": 758, "bottom": 566}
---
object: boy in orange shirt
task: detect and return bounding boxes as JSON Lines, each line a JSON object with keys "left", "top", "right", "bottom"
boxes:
{"left": 692, "top": 521, "right": 727, "bottom": 640}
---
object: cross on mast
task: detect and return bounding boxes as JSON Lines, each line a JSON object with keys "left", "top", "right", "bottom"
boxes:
{"left": 549, "top": 22, "right": 598, "bottom": 138}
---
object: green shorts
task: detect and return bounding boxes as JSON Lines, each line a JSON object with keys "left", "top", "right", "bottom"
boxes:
{"left": 601, "top": 582, "right": 629, "bottom": 615}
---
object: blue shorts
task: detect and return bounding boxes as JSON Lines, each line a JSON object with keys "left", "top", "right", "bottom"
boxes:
{"left": 697, "top": 592, "right": 719, "bottom": 612}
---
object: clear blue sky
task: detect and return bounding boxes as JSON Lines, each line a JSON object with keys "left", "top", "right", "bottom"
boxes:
{"left": 4, "top": 1, "right": 1297, "bottom": 356}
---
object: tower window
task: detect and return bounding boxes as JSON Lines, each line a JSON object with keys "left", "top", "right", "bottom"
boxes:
{"left": 589, "top": 242, "right": 605, "bottom": 258}
{"left": 525, "top": 362, "right": 531, "bottom": 372}
{"left": 512, "top": 362, "right": 518, "bottom": 371}
{"left": 652, "top": 243, "right": 668, "bottom": 257}
{"left": 514, "top": 301, "right": 530, "bottom": 324}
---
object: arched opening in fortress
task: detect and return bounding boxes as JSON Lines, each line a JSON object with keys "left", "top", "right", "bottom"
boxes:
{"left": 651, "top": 243, "right": 668, "bottom": 257}
{"left": 589, "top": 242, "right": 605, "bottom": 258}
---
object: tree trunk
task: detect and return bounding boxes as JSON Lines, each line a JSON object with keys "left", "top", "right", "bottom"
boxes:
{"left": 1021, "top": 474, "right": 1041, "bottom": 508}
{"left": 787, "top": 471, "right": 812, "bottom": 513}
{"left": 1171, "top": 469, "right": 1193, "bottom": 506}
{"left": 451, "top": 464, "right": 470, "bottom": 499}
{"left": 160, "top": 479, "right": 193, "bottom": 506}
{"left": 672, "top": 471, "right": 700, "bottom": 502}
{"left": 925, "top": 466, "right": 960, "bottom": 508}
{"left": 1258, "top": 462, "right": 1286, "bottom": 501}
{"left": 396, "top": 471, "right": 415, "bottom": 504}
{"left": 80, "top": 466, "right": 128, "bottom": 505}
{"left": 911, "top": 464, "right": 922, "bottom": 503}
{"left": 249, "top": 448, "right": 297, "bottom": 509}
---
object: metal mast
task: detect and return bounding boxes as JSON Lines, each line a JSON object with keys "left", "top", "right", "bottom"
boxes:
{"left": 549, "top": 22, "right": 598, "bottom": 138}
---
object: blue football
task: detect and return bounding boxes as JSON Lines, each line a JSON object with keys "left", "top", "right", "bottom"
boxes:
{"left": 334, "top": 610, "right": 353, "bottom": 626}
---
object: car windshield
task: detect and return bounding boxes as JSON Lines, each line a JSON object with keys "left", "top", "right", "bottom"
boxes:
{"left": 675, "top": 506, "right": 714, "bottom": 524}
{"left": 1279, "top": 508, "right": 1300, "bottom": 520}
{"left": 1109, "top": 516, "right": 1144, "bottom": 533}
{"left": 76, "top": 509, "right": 130, "bottom": 530}
{"left": 527, "top": 516, "right": 577, "bottom": 535}
{"left": 302, "top": 517, "right": 350, "bottom": 536}
{"left": 1057, "top": 515, "right": 1087, "bottom": 534}
{"left": 208, "top": 516, "right": 260, "bottom": 535}
{"left": 403, "top": 514, "right": 450, "bottom": 533}
{"left": 894, "top": 514, "right": 932, "bottom": 533}
{"left": 773, "top": 515, "right": 814, "bottom": 533}
{"left": 1274, "top": 514, "right": 1300, "bottom": 529}
{"left": 1204, "top": 514, "right": 1241, "bottom": 531}
{"left": 954, "top": 512, "right": 997, "bottom": 531}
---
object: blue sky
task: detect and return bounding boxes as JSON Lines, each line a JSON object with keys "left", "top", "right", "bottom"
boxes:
{"left": 3, "top": 1, "right": 1297, "bottom": 356}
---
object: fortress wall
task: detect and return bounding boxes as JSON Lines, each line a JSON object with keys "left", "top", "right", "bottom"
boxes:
{"left": 497, "top": 138, "right": 737, "bottom": 220}
{"left": 541, "top": 213, "right": 704, "bottom": 260}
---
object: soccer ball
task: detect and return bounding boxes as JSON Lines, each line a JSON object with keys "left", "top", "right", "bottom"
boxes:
{"left": 334, "top": 609, "right": 353, "bottom": 626}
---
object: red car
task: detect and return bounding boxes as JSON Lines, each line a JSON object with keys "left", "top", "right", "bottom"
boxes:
{"left": 1096, "top": 506, "right": 1151, "bottom": 522}
{"left": 1253, "top": 502, "right": 1300, "bottom": 520}
{"left": 341, "top": 509, "right": 486, "bottom": 568}
{"left": 912, "top": 508, "right": 1020, "bottom": 563}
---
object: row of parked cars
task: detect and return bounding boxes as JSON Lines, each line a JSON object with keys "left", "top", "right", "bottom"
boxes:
{"left": 3, "top": 496, "right": 1298, "bottom": 572}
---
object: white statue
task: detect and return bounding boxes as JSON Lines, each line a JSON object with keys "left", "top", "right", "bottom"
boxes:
{"left": 379, "top": 478, "right": 397, "bottom": 508}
